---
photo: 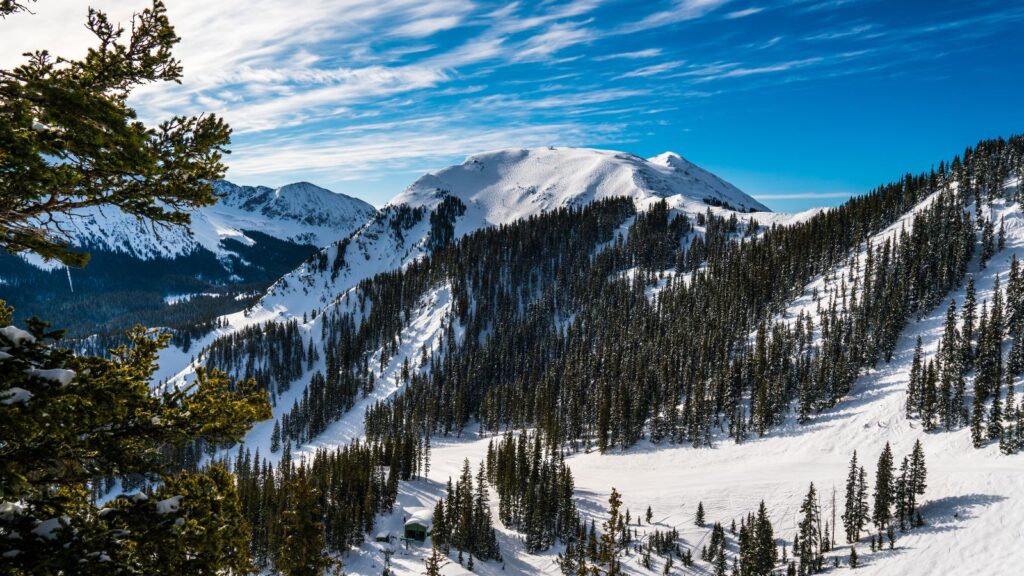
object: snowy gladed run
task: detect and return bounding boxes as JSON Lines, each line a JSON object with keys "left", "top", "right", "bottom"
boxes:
{"left": 160, "top": 140, "right": 1023, "bottom": 575}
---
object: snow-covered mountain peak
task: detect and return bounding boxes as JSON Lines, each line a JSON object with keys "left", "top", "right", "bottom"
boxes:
{"left": 247, "top": 146, "right": 785, "bottom": 325}
{"left": 389, "top": 146, "right": 769, "bottom": 220}
{"left": 648, "top": 150, "right": 690, "bottom": 169}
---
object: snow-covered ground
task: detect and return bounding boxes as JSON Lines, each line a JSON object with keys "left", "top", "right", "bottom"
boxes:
{"left": 153, "top": 150, "right": 1024, "bottom": 575}
{"left": 335, "top": 189, "right": 1024, "bottom": 575}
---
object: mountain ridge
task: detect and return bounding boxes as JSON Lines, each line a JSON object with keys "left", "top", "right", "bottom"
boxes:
{"left": 249, "top": 146, "right": 778, "bottom": 324}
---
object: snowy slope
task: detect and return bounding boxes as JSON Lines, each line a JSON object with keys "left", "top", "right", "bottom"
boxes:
{"left": 23, "top": 180, "right": 376, "bottom": 266}
{"left": 390, "top": 147, "right": 768, "bottom": 224}
{"left": 329, "top": 181, "right": 1024, "bottom": 576}
{"left": 153, "top": 148, "right": 1024, "bottom": 576}
{"left": 252, "top": 147, "right": 780, "bottom": 322}
{"left": 177, "top": 146, "right": 783, "bottom": 447}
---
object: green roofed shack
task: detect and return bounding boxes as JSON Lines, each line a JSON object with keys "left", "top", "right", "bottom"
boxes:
{"left": 404, "top": 508, "right": 433, "bottom": 542}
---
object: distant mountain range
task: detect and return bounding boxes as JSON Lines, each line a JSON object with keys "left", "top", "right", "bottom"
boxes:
{"left": 0, "top": 180, "right": 375, "bottom": 337}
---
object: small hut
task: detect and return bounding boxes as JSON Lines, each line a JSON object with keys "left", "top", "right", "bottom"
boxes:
{"left": 403, "top": 508, "right": 433, "bottom": 542}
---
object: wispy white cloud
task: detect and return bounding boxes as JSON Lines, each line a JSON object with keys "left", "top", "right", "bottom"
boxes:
{"left": 804, "top": 23, "right": 878, "bottom": 41}
{"left": 613, "top": 61, "right": 686, "bottom": 79}
{"left": 594, "top": 48, "right": 664, "bottom": 61}
{"left": 619, "top": 0, "right": 732, "bottom": 34}
{"left": 690, "top": 57, "right": 824, "bottom": 82}
{"left": 391, "top": 15, "right": 465, "bottom": 38}
{"left": 514, "top": 19, "right": 595, "bottom": 62}
{"left": 4, "top": 0, "right": 1016, "bottom": 206}
{"left": 725, "top": 7, "right": 764, "bottom": 19}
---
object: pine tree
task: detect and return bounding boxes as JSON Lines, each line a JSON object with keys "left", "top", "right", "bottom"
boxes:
{"left": 277, "top": 465, "right": 331, "bottom": 576}
{"left": 271, "top": 419, "right": 282, "bottom": 453}
{"left": 0, "top": 0, "right": 231, "bottom": 266}
{"left": 696, "top": 501, "right": 706, "bottom": 527}
{"left": 873, "top": 443, "right": 894, "bottom": 530}
{"left": 921, "top": 361, "right": 939, "bottom": 430}
{"left": 424, "top": 543, "right": 447, "bottom": 576}
{"left": 907, "top": 440, "right": 927, "bottom": 521}
{"left": 971, "top": 383, "right": 988, "bottom": 447}
{"left": 600, "top": 488, "right": 624, "bottom": 574}
{"left": 908, "top": 337, "right": 924, "bottom": 417}
{"left": 938, "top": 300, "right": 961, "bottom": 428}
{"left": 797, "top": 483, "right": 820, "bottom": 575}
{"left": 963, "top": 276, "right": 977, "bottom": 369}
{"left": 0, "top": 305, "right": 269, "bottom": 575}
{"left": 856, "top": 466, "right": 869, "bottom": 537}
{"left": 893, "top": 457, "right": 910, "bottom": 530}
{"left": 842, "top": 451, "right": 863, "bottom": 543}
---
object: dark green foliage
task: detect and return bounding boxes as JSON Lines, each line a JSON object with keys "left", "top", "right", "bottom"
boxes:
{"left": 0, "top": 1, "right": 231, "bottom": 266}
{"left": 797, "top": 483, "right": 821, "bottom": 575}
{"left": 427, "top": 194, "right": 467, "bottom": 252}
{"left": 738, "top": 501, "right": 777, "bottom": 576}
{"left": 487, "top": 432, "right": 577, "bottom": 553}
{"left": 233, "top": 434, "right": 415, "bottom": 572}
{"left": 842, "top": 451, "right": 867, "bottom": 543}
{"left": 873, "top": 443, "right": 895, "bottom": 530}
{"left": 0, "top": 301, "right": 270, "bottom": 574}
{"left": 430, "top": 459, "right": 501, "bottom": 562}
{"left": 276, "top": 465, "right": 333, "bottom": 576}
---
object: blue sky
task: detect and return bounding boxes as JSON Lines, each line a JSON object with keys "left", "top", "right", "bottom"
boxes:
{"left": 6, "top": 0, "right": 1024, "bottom": 211}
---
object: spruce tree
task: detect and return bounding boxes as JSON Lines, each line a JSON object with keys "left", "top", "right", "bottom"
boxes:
{"left": 424, "top": 543, "right": 447, "bottom": 576}
{"left": 962, "top": 276, "right": 977, "bottom": 369}
{"left": 842, "top": 451, "right": 862, "bottom": 543}
{"left": 907, "top": 337, "right": 924, "bottom": 417}
{"left": 797, "top": 483, "right": 820, "bottom": 575}
{"left": 696, "top": 501, "right": 706, "bottom": 527}
{"left": 907, "top": 440, "right": 927, "bottom": 521}
{"left": 0, "top": 305, "right": 269, "bottom": 575}
{"left": 873, "top": 443, "right": 894, "bottom": 530}
{"left": 277, "top": 465, "right": 332, "bottom": 576}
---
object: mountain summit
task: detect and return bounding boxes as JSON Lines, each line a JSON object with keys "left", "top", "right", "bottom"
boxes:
{"left": 390, "top": 147, "right": 768, "bottom": 225}
{"left": 255, "top": 146, "right": 771, "bottom": 320}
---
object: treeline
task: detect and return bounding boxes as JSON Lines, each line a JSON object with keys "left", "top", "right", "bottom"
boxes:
{"left": 204, "top": 319, "right": 309, "bottom": 396}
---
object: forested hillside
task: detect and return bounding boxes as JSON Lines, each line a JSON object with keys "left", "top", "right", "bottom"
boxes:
{"left": 133, "top": 137, "right": 1024, "bottom": 575}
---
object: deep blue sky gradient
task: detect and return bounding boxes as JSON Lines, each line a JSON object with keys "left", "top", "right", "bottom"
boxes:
{"left": 22, "top": 0, "right": 1014, "bottom": 212}
{"left": 245, "top": 0, "right": 1022, "bottom": 211}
